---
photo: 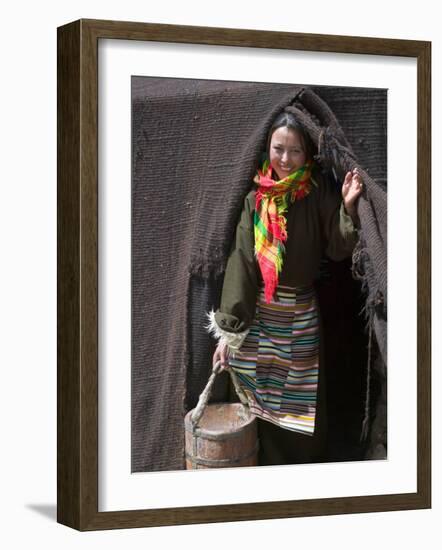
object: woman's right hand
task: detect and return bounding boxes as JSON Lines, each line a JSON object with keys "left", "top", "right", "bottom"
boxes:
{"left": 213, "top": 340, "right": 230, "bottom": 371}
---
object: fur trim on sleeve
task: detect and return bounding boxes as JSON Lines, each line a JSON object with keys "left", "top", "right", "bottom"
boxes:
{"left": 205, "top": 310, "right": 249, "bottom": 351}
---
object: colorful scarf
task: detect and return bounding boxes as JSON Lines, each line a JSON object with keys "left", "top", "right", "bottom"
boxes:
{"left": 253, "top": 159, "right": 314, "bottom": 303}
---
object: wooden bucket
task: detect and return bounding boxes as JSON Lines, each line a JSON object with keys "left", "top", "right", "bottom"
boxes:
{"left": 185, "top": 403, "right": 258, "bottom": 469}
{"left": 184, "top": 362, "right": 258, "bottom": 469}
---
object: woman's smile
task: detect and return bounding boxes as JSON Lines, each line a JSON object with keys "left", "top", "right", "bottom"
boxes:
{"left": 278, "top": 163, "right": 293, "bottom": 174}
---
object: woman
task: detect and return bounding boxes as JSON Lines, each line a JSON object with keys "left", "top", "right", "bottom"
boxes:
{"left": 207, "top": 111, "right": 363, "bottom": 465}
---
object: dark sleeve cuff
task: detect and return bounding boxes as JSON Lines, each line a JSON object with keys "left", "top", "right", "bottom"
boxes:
{"left": 340, "top": 201, "right": 359, "bottom": 236}
{"left": 206, "top": 309, "right": 250, "bottom": 351}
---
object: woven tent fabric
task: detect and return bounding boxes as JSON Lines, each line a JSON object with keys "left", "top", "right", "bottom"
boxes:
{"left": 132, "top": 78, "right": 387, "bottom": 472}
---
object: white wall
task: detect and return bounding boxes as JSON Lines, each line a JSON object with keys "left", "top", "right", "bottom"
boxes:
{"left": 1, "top": 1, "right": 439, "bottom": 548}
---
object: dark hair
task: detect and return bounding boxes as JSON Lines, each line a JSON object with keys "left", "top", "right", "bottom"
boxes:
{"left": 266, "top": 112, "right": 316, "bottom": 161}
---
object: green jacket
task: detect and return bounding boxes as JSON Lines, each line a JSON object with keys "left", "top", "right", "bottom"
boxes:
{"left": 213, "top": 170, "right": 359, "bottom": 336}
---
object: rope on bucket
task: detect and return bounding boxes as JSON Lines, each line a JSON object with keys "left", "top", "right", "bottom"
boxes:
{"left": 190, "top": 361, "right": 249, "bottom": 429}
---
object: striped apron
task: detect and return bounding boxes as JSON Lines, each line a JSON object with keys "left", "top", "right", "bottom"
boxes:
{"left": 228, "top": 284, "right": 320, "bottom": 435}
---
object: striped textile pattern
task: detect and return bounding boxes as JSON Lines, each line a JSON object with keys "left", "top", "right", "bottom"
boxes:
{"left": 228, "top": 284, "right": 320, "bottom": 435}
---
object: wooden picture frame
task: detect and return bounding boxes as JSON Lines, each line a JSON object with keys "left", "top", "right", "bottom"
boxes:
{"left": 57, "top": 18, "right": 431, "bottom": 530}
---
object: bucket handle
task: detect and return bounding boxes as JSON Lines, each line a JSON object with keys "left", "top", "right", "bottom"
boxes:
{"left": 190, "top": 360, "right": 249, "bottom": 429}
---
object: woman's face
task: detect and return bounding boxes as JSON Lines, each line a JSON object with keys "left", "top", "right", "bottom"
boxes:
{"left": 269, "top": 126, "right": 307, "bottom": 180}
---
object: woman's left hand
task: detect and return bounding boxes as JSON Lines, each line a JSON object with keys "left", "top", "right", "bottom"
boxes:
{"left": 342, "top": 168, "right": 364, "bottom": 216}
